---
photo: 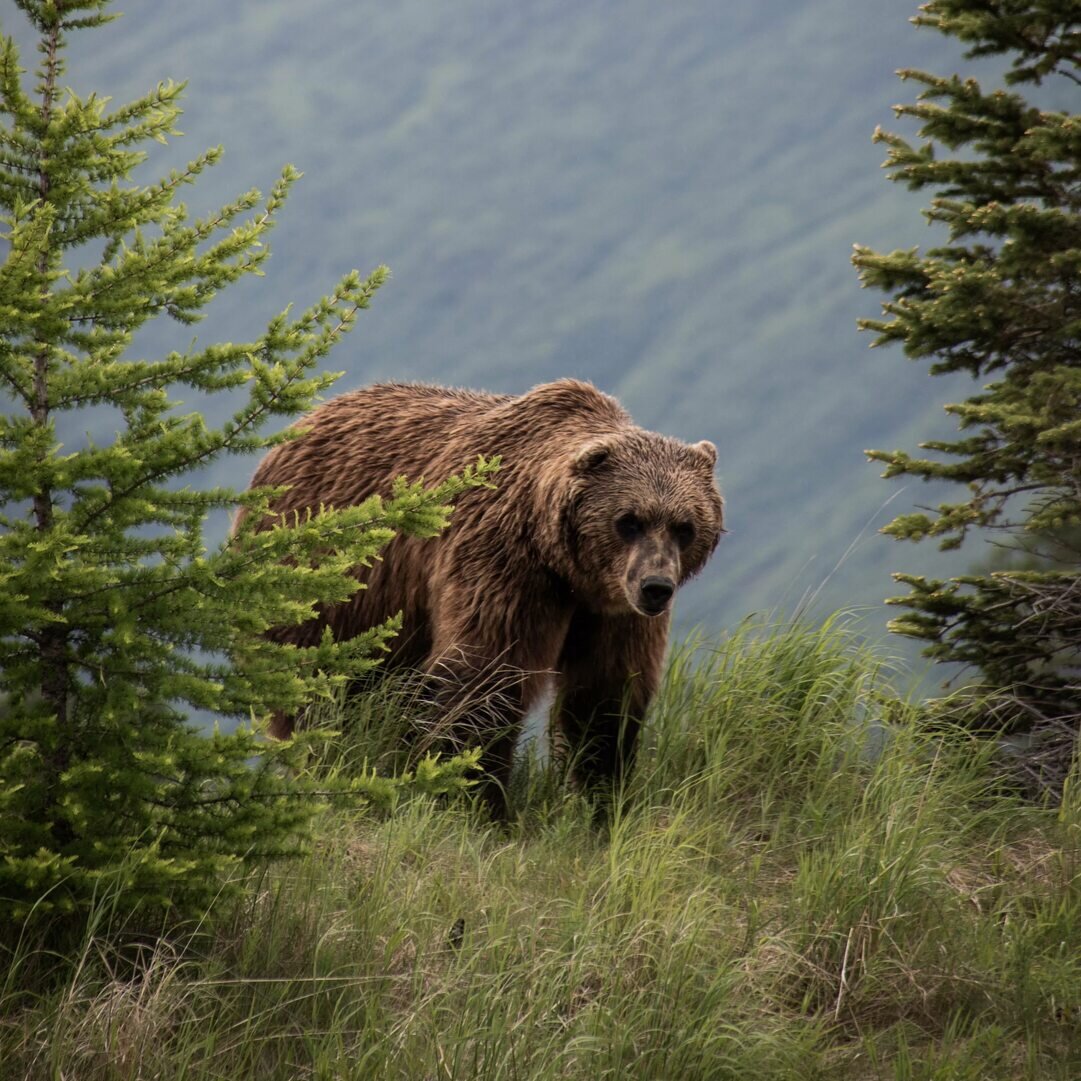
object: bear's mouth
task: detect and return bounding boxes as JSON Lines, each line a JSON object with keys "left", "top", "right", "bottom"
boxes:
{"left": 635, "top": 599, "right": 671, "bottom": 618}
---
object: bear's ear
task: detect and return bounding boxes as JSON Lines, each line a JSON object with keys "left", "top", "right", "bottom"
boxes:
{"left": 692, "top": 440, "right": 717, "bottom": 468}
{"left": 572, "top": 439, "right": 615, "bottom": 474}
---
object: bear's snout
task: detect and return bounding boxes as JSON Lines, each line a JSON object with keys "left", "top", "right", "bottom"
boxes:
{"left": 637, "top": 575, "right": 676, "bottom": 616}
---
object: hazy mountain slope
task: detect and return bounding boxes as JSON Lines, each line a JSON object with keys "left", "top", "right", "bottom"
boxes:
{"left": 4, "top": 0, "right": 990, "bottom": 644}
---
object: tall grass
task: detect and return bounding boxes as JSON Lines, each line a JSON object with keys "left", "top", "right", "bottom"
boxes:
{"left": 2, "top": 617, "right": 1079, "bottom": 1080}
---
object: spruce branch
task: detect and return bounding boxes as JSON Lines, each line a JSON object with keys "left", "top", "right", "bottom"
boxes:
{"left": 856, "top": 0, "right": 1081, "bottom": 776}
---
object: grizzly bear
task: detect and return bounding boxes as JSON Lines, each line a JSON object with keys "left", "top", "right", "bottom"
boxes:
{"left": 242, "top": 379, "right": 724, "bottom": 817}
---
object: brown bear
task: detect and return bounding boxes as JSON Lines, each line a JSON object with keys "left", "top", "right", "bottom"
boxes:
{"left": 241, "top": 379, "right": 724, "bottom": 817}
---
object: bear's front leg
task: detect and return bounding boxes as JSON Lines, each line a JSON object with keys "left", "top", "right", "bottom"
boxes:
{"left": 421, "top": 576, "right": 570, "bottom": 820}
{"left": 419, "top": 648, "right": 529, "bottom": 820}
{"left": 552, "top": 607, "right": 669, "bottom": 804}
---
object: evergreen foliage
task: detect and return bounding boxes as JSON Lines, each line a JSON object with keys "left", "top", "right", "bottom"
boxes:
{"left": 0, "top": 0, "right": 490, "bottom": 925}
{"left": 853, "top": 0, "right": 1081, "bottom": 772}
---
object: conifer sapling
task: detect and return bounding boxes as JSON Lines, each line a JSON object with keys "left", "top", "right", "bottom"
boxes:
{"left": 0, "top": 0, "right": 490, "bottom": 924}
{"left": 853, "top": 0, "right": 1080, "bottom": 787}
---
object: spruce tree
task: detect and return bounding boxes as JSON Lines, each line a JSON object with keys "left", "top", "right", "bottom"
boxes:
{"left": 0, "top": 0, "right": 487, "bottom": 925}
{"left": 853, "top": 1, "right": 1080, "bottom": 783}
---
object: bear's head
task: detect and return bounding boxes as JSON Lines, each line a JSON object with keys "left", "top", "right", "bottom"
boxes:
{"left": 558, "top": 431, "right": 724, "bottom": 619}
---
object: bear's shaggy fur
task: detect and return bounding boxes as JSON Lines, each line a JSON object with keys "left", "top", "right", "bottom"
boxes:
{"left": 241, "top": 379, "right": 724, "bottom": 816}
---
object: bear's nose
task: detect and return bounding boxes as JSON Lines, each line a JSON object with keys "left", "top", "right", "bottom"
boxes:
{"left": 640, "top": 576, "right": 675, "bottom": 612}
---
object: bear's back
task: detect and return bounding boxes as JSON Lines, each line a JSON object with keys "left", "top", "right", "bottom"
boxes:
{"left": 245, "top": 379, "right": 631, "bottom": 525}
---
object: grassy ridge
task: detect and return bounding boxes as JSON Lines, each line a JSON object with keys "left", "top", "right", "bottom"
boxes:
{"left": 3, "top": 619, "right": 1080, "bottom": 1079}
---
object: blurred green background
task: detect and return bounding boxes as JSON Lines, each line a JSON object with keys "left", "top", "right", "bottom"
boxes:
{"left": 4, "top": 0, "right": 1005, "bottom": 656}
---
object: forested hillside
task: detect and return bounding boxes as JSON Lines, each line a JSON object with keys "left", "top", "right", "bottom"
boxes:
{"left": 2, "top": 0, "right": 1001, "bottom": 637}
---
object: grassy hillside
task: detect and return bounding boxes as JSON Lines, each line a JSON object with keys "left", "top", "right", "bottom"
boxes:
{"left": 4, "top": 622, "right": 1080, "bottom": 1079}
{"left": 2, "top": 0, "right": 998, "bottom": 644}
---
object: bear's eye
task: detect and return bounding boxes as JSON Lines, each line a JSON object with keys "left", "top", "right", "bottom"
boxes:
{"left": 672, "top": 522, "right": 695, "bottom": 548}
{"left": 616, "top": 513, "right": 644, "bottom": 541}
